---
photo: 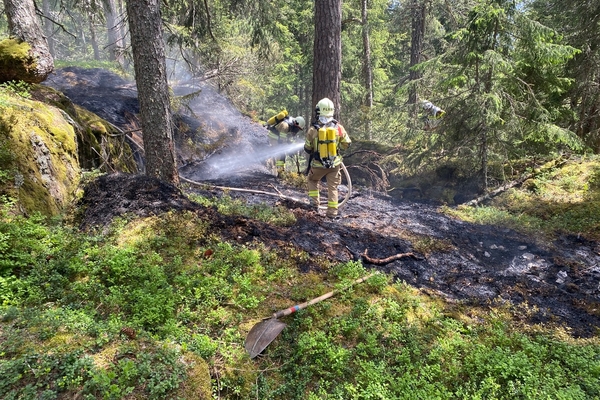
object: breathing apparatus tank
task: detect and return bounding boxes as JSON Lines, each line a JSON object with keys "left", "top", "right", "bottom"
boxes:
{"left": 326, "top": 127, "right": 337, "bottom": 157}
{"left": 318, "top": 127, "right": 328, "bottom": 160}
{"left": 267, "top": 109, "right": 288, "bottom": 126}
{"left": 317, "top": 124, "right": 338, "bottom": 167}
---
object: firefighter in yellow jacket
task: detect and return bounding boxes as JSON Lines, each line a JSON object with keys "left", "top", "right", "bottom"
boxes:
{"left": 303, "top": 98, "right": 351, "bottom": 218}
{"left": 266, "top": 110, "right": 306, "bottom": 176}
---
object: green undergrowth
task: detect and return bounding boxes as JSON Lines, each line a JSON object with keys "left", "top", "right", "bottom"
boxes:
{"left": 1, "top": 196, "right": 599, "bottom": 399}
{"left": 444, "top": 156, "right": 600, "bottom": 242}
{"left": 187, "top": 191, "right": 297, "bottom": 226}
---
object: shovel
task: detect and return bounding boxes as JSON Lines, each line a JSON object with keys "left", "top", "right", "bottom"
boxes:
{"left": 245, "top": 273, "right": 375, "bottom": 358}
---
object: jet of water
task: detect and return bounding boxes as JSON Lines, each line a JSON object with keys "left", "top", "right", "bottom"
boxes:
{"left": 203, "top": 141, "right": 305, "bottom": 179}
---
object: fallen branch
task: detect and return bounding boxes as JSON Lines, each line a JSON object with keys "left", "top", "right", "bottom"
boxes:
{"left": 462, "top": 159, "right": 567, "bottom": 207}
{"left": 462, "top": 173, "right": 534, "bottom": 207}
{"left": 179, "top": 176, "right": 309, "bottom": 206}
{"left": 360, "top": 248, "right": 424, "bottom": 265}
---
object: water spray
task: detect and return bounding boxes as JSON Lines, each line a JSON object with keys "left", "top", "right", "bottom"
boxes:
{"left": 203, "top": 141, "right": 305, "bottom": 180}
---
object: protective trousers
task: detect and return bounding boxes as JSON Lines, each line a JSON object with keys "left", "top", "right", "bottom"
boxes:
{"left": 307, "top": 164, "right": 342, "bottom": 217}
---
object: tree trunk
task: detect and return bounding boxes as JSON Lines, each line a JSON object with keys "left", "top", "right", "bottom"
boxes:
{"left": 312, "top": 0, "right": 342, "bottom": 119}
{"left": 105, "top": 0, "right": 125, "bottom": 67}
{"left": 88, "top": 14, "right": 100, "bottom": 60}
{"left": 126, "top": 0, "right": 179, "bottom": 185}
{"left": 3, "top": 0, "right": 54, "bottom": 83}
{"left": 41, "top": 0, "right": 55, "bottom": 58}
{"left": 480, "top": 127, "right": 488, "bottom": 190}
{"left": 361, "top": 0, "right": 373, "bottom": 140}
{"left": 408, "top": 0, "right": 426, "bottom": 105}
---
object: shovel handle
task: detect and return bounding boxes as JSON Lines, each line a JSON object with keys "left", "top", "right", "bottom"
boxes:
{"left": 271, "top": 273, "right": 375, "bottom": 319}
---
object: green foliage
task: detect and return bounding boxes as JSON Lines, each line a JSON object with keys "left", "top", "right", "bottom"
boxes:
{"left": 260, "top": 278, "right": 600, "bottom": 399}
{"left": 1, "top": 195, "right": 600, "bottom": 398}
{"left": 444, "top": 157, "right": 600, "bottom": 241}
{"left": 389, "top": 0, "right": 584, "bottom": 185}
{"left": 0, "top": 80, "right": 31, "bottom": 99}
{"left": 83, "top": 344, "right": 188, "bottom": 399}
{"left": 0, "top": 330, "right": 188, "bottom": 400}
{"left": 188, "top": 192, "right": 297, "bottom": 226}
{"left": 0, "top": 205, "right": 55, "bottom": 279}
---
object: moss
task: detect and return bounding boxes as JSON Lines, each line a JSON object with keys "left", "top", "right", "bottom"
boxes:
{"left": 73, "top": 105, "right": 137, "bottom": 173}
{"left": 0, "top": 39, "right": 37, "bottom": 83}
{"left": 0, "top": 94, "right": 80, "bottom": 216}
{"left": 0, "top": 38, "right": 30, "bottom": 60}
{"left": 176, "top": 352, "right": 212, "bottom": 400}
{"left": 30, "top": 85, "right": 138, "bottom": 173}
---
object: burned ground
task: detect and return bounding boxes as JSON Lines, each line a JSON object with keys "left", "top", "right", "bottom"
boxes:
{"left": 77, "top": 171, "right": 600, "bottom": 339}
{"left": 55, "top": 67, "right": 600, "bottom": 339}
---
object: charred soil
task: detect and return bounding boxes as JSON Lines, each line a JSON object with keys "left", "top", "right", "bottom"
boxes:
{"left": 77, "top": 171, "right": 600, "bottom": 339}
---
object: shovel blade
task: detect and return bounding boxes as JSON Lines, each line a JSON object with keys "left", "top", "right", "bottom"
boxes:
{"left": 245, "top": 318, "right": 287, "bottom": 358}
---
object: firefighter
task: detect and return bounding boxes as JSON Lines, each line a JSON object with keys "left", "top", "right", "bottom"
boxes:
{"left": 421, "top": 100, "right": 446, "bottom": 131}
{"left": 266, "top": 110, "right": 306, "bottom": 176}
{"left": 304, "top": 97, "right": 351, "bottom": 218}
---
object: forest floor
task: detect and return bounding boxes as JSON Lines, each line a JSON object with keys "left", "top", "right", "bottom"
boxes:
{"left": 48, "top": 67, "right": 600, "bottom": 339}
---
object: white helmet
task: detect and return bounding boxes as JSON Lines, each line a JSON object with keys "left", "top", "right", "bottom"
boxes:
{"left": 316, "top": 97, "right": 335, "bottom": 118}
{"left": 294, "top": 116, "right": 305, "bottom": 129}
{"left": 422, "top": 100, "right": 445, "bottom": 118}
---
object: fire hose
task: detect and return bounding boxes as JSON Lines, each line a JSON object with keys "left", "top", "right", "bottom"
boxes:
{"left": 316, "top": 162, "right": 352, "bottom": 210}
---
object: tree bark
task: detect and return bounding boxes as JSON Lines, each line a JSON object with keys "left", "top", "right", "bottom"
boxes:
{"left": 3, "top": 0, "right": 54, "bottom": 82}
{"left": 361, "top": 0, "right": 373, "bottom": 139}
{"left": 105, "top": 0, "right": 125, "bottom": 67}
{"left": 88, "top": 14, "right": 100, "bottom": 60}
{"left": 126, "top": 0, "right": 179, "bottom": 185}
{"left": 41, "top": 0, "right": 55, "bottom": 58}
{"left": 312, "top": 0, "right": 342, "bottom": 120}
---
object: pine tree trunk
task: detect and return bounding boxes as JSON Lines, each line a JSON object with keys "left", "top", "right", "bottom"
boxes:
{"left": 41, "top": 0, "right": 55, "bottom": 58}
{"left": 312, "top": 0, "right": 342, "bottom": 119}
{"left": 3, "top": 0, "right": 54, "bottom": 82}
{"left": 105, "top": 0, "right": 125, "bottom": 67}
{"left": 126, "top": 0, "right": 179, "bottom": 185}
{"left": 89, "top": 15, "right": 100, "bottom": 60}
{"left": 361, "top": 0, "right": 373, "bottom": 140}
{"left": 481, "top": 128, "right": 488, "bottom": 190}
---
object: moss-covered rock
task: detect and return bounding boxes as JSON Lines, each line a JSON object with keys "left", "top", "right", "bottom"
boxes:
{"left": 176, "top": 352, "right": 212, "bottom": 399}
{"left": 31, "top": 84, "right": 138, "bottom": 173}
{"left": 0, "top": 38, "right": 44, "bottom": 84}
{"left": 0, "top": 88, "right": 80, "bottom": 216}
{"left": 0, "top": 82, "right": 140, "bottom": 216}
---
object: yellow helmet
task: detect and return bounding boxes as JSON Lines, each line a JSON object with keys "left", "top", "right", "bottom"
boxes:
{"left": 294, "top": 116, "right": 305, "bottom": 129}
{"left": 316, "top": 98, "right": 335, "bottom": 118}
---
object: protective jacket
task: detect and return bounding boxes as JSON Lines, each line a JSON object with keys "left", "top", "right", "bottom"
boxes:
{"left": 268, "top": 116, "right": 301, "bottom": 143}
{"left": 304, "top": 119, "right": 351, "bottom": 168}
